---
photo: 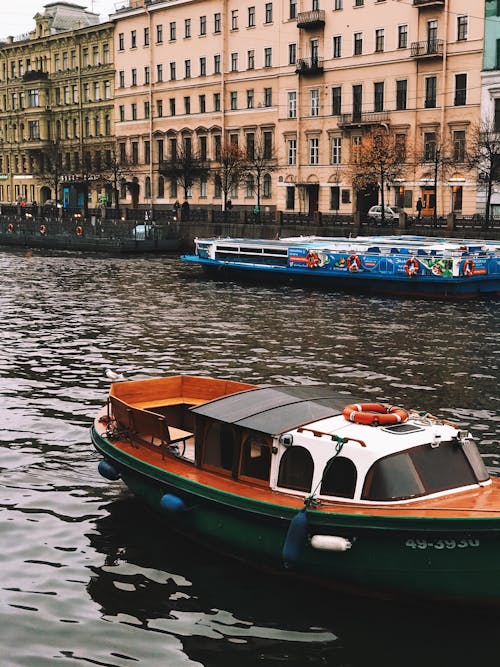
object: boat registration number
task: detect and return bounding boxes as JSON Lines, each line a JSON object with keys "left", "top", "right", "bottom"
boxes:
{"left": 405, "top": 538, "right": 480, "bottom": 550}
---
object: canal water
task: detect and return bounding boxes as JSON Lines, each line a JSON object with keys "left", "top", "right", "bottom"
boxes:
{"left": 0, "top": 247, "right": 499, "bottom": 667}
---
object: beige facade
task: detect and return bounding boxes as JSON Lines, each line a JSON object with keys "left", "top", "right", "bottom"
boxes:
{"left": 113, "top": 0, "right": 483, "bottom": 216}
{"left": 0, "top": 3, "right": 115, "bottom": 207}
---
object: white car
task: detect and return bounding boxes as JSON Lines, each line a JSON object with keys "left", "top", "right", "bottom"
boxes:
{"left": 367, "top": 205, "right": 400, "bottom": 224}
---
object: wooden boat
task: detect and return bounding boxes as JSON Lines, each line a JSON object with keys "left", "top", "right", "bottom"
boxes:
{"left": 180, "top": 235, "right": 500, "bottom": 298}
{"left": 91, "top": 374, "right": 500, "bottom": 604}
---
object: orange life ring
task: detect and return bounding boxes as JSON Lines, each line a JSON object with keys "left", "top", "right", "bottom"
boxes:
{"left": 7, "top": 223, "right": 14, "bottom": 233}
{"left": 39, "top": 224, "right": 47, "bottom": 235}
{"left": 347, "top": 254, "right": 361, "bottom": 272}
{"left": 342, "top": 402, "right": 409, "bottom": 426}
{"left": 75, "top": 225, "right": 83, "bottom": 236}
{"left": 404, "top": 257, "right": 419, "bottom": 277}
{"left": 306, "top": 250, "right": 319, "bottom": 269}
{"left": 463, "top": 259, "right": 474, "bottom": 277}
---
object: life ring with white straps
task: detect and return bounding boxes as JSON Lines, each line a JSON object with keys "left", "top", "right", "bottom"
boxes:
{"left": 347, "top": 254, "right": 361, "bottom": 272}
{"left": 462, "top": 259, "right": 474, "bottom": 277}
{"left": 404, "top": 257, "right": 419, "bottom": 277}
{"left": 342, "top": 403, "right": 409, "bottom": 426}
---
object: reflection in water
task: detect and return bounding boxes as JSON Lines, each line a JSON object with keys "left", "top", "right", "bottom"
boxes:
{"left": 0, "top": 249, "right": 499, "bottom": 666}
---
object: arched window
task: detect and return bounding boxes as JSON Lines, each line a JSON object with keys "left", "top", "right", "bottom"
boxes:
{"left": 145, "top": 176, "right": 151, "bottom": 198}
{"left": 320, "top": 456, "right": 357, "bottom": 499}
{"left": 263, "top": 173, "right": 272, "bottom": 198}
{"left": 278, "top": 446, "right": 314, "bottom": 492}
{"left": 158, "top": 175, "right": 165, "bottom": 198}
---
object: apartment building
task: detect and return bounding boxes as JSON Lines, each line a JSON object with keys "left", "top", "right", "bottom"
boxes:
{"left": 479, "top": 0, "right": 500, "bottom": 214}
{"left": 0, "top": 3, "right": 115, "bottom": 207}
{"left": 112, "top": 0, "right": 483, "bottom": 216}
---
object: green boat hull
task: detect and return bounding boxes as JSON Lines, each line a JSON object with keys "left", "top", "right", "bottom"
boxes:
{"left": 92, "top": 426, "right": 500, "bottom": 604}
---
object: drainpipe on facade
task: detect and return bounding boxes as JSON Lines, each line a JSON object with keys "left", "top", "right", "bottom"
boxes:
{"left": 439, "top": 0, "right": 450, "bottom": 221}
{"left": 146, "top": 4, "right": 154, "bottom": 220}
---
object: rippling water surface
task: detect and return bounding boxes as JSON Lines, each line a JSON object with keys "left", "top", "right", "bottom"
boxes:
{"left": 0, "top": 248, "right": 499, "bottom": 667}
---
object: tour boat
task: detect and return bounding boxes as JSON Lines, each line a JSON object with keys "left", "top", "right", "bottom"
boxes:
{"left": 91, "top": 373, "right": 500, "bottom": 605}
{"left": 180, "top": 235, "right": 500, "bottom": 298}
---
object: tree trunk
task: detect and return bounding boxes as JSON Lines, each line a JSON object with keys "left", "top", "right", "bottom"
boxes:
{"left": 380, "top": 171, "right": 385, "bottom": 226}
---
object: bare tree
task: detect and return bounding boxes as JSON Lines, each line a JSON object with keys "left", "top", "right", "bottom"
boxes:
{"left": 349, "top": 128, "right": 408, "bottom": 225}
{"left": 98, "top": 144, "right": 132, "bottom": 209}
{"left": 30, "top": 139, "right": 64, "bottom": 202}
{"left": 244, "top": 134, "right": 276, "bottom": 221}
{"left": 214, "top": 143, "right": 247, "bottom": 215}
{"left": 467, "top": 121, "right": 500, "bottom": 227}
{"left": 159, "top": 139, "right": 210, "bottom": 202}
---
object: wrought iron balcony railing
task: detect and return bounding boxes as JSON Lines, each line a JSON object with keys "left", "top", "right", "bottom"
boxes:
{"left": 410, "top": 39, "right": 444, "bottom": 58}
{"left": 296, "top": 10, "right": 326, "bottom": 29}
{"left": 337, "top": 111, "right": 390, "bottom": 127}
{"left": 295, "top": 57, "right": 324, "bottom": 76}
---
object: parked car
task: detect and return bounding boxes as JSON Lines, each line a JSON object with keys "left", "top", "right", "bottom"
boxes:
{"left": 367, "top": 205, "right": 400, "bottom": 224}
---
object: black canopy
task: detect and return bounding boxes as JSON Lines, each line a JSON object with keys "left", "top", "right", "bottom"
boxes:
{"left": 191, "top": 385, "right": 355, "bottom": 435}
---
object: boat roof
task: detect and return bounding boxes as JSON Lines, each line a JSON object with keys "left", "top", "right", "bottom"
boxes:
{"left": 196, "top": 235, "right": 500, "bottom": 256}
{"left": 190, "top": 385, "right": 356, "bottom": 435}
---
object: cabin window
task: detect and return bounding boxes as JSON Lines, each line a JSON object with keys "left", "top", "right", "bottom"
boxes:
{"left": 320, "top": 456, "right": 357, "bottom": 498}
{"left": 202, "top": 421, "right": 236, "bottom": 473}
{"left": 362, "top": 440, "right": 485, "bottom": 502}
{"left": 278, "top": 446, "right": 313, "bottom": 493}
{"left": 240, "top": 434, "right": 271, "bottom": 482}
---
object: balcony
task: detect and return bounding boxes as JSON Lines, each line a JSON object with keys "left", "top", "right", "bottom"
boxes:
{"left": 296, "top": 10, "right": 325, "bottom": 30}
{"left": 23, "top": 70, "right": 49, "bottom": 82}
{"left": 413, "top": 0, "right": 444, "bottom": 8}
{"left": 337, "top": 111, "right": 390, "bottom": 128}
{"left": 295, "top": 57, "right": 324, "bottom": 77}
{"left": 410, "top": 39, "right": 444, "bottom": 59}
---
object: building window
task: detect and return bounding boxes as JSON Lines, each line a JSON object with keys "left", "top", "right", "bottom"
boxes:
{"left": 452, "top": 186, "right": 463, "bottom": 211}
{"left": 214, "top": 54, "right": 221, "bottom": 74}
{"left": 263, "top": 173, "right": 272, "bottom": 198}
{"left": 289, "top": 0, "right": 297, "bottom": 19}
{"left": 185, "top": 18, "right": 191, "bottom": 38}
{"left": 156, "top": 24, "right": 163, "bottom": 43}
{"left": 374, "top": 82, "right": 384, "bottom": 112}
{"left": 200, "top": 16, "right": 206, "bottom": 35}
{"left": 330, "top": 186, "right": 340, "bottom": 211}
{"left": 144, "top": 101, "right": 150, "bottom": 118}
{"left": 286, "top": 186, "right": 295, "bottom": 210}
{"left": 131, "top": 103, "right": 137, "bottom": 120}
{"left": 355, "top": 0, "right": 364, "bottom": 5}
{"left": 246, "top": 133, "right": 255, "bottom": 159}
{"left": 119, "top": 70, "right": 125, "bottom": 88}
{"left": 131, "top": 30, "right": 137, "bottom": 48}
{"left": 263, "top": 131, "right": 273, "bottom": 159}
{"left": 200, "top": 57, "right": 206, "bottom": 76}
{"left": 119, "top": 105, "right": 125, "bottom": 122}
{"left": 231, "top": 53, "right": 238, "bottom": 71}
{"left": 144, "top": 66, "right": 150, "bottom": 84}
{"left": 248, "top": 50, "right": 255, "bottom": 69}
{"left": 398, "top": 24, "right": 408, "bottom": 49}
{"left": 454, "top": 73, "right": 467, "bottom": 106}
{"left": 185, "top": 60, "right": 191, "bottom": 78}
{"left": 453, "top": 130, "right": 466, "bottom": 162}
{"left": 310, "top": 88, "right": 319, "bottom": 116}
{"left": 457, "top": 16, "right": 468, "bottom": 41}
{"left": 144, "top": 140, "right": 151, "bottom": 164}
{"left": 425, "top": 76, "right": 437, "bottom": 108}
{"left": 170, "top": 62, "right": 176, "bottom": 80}
{"left": 264, "top": 87, "right": 272, "bottom": 107}
{"left": 214, "top": 93, "right": 221, "bottom": 111}
{"left": 118, "top": 33, "right": 124, "bottom": 50}
{"left": 332, "top": 87, "right": 342, "bottom": 115}
{"left": 334, "top": 0, "right": 343, "bottom": 9}
{"left": 170, "top": 22, "right": 176, "bottom": 40}
{"left": 264, "top": 48, "right": 272, "bottom": 67}
{"left": 424, "top": 132, "right": 436, "bottom": 162}
{"left": 169, "top": 98, "right": 176, "bottom": 115}
{"left": 231, "top": 10, "right": 238, "bottom": 30}
{"left": 333, "top": 35, "right": 342, "bottom": 58}
{"left": 157, "top": 99, "right": 163, "bottom": 117}
{"left": 131, "top": 142, "right": 138, "bottom": 164}
{"left": 157, "top": 64, "right": 163, "bottom": 82}
{"left": 158, "top": 176, "right": 165, "bottom": 198}
{"left": 199, "top": 136, "right": 207, "bottom": 160}
{"left": 230, "top": 91, "right": 238, "bottom": 110}
{"left": 247, "top": 89, "right": 254, "bottom": 108}
{"left": 265, "top": 3, "right": 273, "bottom": 23}
{"left": 199, "top": 94, "right": 206, "bottom": 113}
{"left": 396, "top": 79, "right": 407, "bottom": 111}
{"left": 354, "top": 33, "right": 363, "bottom": 56}
{"left": 214, "top": 13, "right": 221, "bottom": 33}
{"left": 375, "top": 29, "right": 384, "bottom": 53}
{"left": 144, "top": 27, "right": 150, "bottom": 46}
{"left": 309, "top": 137, "right": 319, "bottom": 165}
{"left": 288, "top": 91, "right": 297, "bottom": 118}
{"left": 331, "top": 137, "right": 341, "bottom": 164}
{"left": 132, "top": 67, "right": 138, "bottom": 86}
{"left": 289, "top": 43, "right": 296, "bottom": 65}
{"left": 184, "top": 97, "right": 191, "bottom": 114}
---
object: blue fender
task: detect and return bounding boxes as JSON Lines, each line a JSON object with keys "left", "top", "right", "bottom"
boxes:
{"left": 160, "top": 493, "right": 186, "bottom": 513}
{"left": 282, "top": 509, "right": 308, "bottom": 568}
{"left": 98, "top": 459, "right": 121, "bottom": 481}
